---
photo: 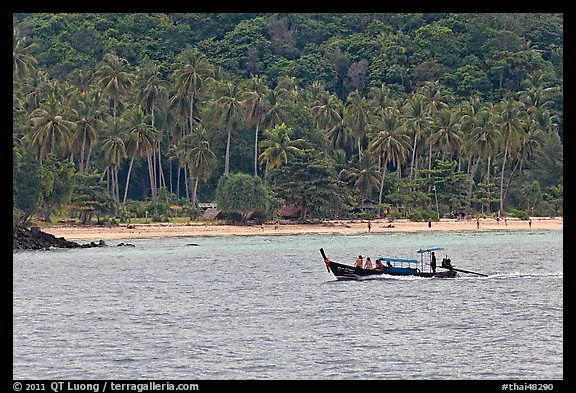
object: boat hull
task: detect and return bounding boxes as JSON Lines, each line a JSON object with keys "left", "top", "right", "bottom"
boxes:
{"left": 326, "top": 261, "right": 458, "bottom": 280}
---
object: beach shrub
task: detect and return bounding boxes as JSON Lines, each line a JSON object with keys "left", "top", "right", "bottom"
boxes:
{"left": 216, "top": 173, "right": 269, "bottom": 221}
{"left": 507, "top": 208, "right": 530, "bottom": 220}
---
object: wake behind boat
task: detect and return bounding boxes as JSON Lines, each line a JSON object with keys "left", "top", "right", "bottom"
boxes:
{"left": 320, "top": 248, "right": 486, "bottom": 281}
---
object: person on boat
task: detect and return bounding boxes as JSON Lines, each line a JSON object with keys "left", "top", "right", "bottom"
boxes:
{"left": 354, "top": 255, "right": 364, "bottom": 268}
{"left": 375, "top": 258, "right": 384, "bottom": 271}
{"left": 431, "top": 252, "right": 437, "bottom": 273}
{"left": 364, "top": 257, "right": 373, "bottom": 269}
{"left": 442, "top": 257, "right": 453, "bottom": 270}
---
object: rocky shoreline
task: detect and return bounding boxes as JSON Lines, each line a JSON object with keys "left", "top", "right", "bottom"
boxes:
{"left": 13, "top": 225, "right": 106, "bottom": 251}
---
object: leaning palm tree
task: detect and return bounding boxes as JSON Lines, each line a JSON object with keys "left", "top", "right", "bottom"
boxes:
{"left": 258, "top": 123, "right": 304, "bottom": 175}
{"left": 94, "top": 53, "right": 135, "bottom": 121}
{"left": 172, "top": 47, "right": 214, "bottom": 133}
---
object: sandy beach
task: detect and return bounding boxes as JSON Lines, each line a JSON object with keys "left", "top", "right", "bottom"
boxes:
{"left": 40, "top": 216, "right": 563, "bottom": 241}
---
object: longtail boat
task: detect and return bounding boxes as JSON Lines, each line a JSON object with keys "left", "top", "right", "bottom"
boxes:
{"left": 320, "top": 247, "right": 486, "bottom": 281}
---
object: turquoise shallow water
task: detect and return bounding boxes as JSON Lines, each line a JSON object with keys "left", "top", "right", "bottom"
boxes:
{"left": 13, "top": 230, "right": 563, "bottom": 379}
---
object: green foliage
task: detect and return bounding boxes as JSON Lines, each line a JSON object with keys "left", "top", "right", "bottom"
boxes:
{"left": 215, "top": 173, "right": 269, "bottom": 220}
{"left": 13, "top": 151, "right": 44, "bottom": 221}
{"left": 12, "top": 13, "right": 563, "bottom": 222}
{"left": 70, "top": 171, "right": 115, "bottom": 223}
{"left": 38, "top": 157, "right": 76, "bottom": 221}
{"left": 269, "top": 150, "right": 351, "bottom": 219}
{"left": 507, "top": 208, "right": 530, "bottom": 220}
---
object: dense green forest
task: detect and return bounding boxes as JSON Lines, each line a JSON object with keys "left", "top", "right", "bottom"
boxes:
{"left": 13, "top": 13, "right": 563, "bottom": 225}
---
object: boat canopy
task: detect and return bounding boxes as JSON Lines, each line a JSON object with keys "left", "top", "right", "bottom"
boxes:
{"left": 380, "top": 257, "right": 419, "bottom": 263}
{"left": 417, "top": 247, "right": 445, "bottom": 253}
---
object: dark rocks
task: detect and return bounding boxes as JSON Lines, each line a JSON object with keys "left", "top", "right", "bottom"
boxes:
{"left": 13, "top": 225, "right": 107, "bottom": 251}
{"left": 117, "top": 242, "right": 135, "bottom": 247}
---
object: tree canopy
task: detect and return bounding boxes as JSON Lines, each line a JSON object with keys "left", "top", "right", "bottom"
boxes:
{"left": 13, "top": 13, "right": 563, "bottom": 223}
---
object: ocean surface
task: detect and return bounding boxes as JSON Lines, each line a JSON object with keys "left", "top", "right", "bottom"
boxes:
{"left": 13, "top": 230, "right": 563, "bottom": 380}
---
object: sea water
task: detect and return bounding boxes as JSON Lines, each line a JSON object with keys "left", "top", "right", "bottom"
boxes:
{"left": 13, "top": 230, "right": 563, "bottom": 380}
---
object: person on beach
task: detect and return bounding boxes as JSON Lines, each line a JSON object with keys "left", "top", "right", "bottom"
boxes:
{"left": 529, "top": 219, "right": 532, "bottom": 229}
{"left": 476, "top": 218, "right": 480, "bottom": 229}
{"left": 367, "top": 221, "right": 372, "bottom": 232}
{"left": 431, "top": 252, "right": 437, "bottom": 273}
{"left": 428, "top": 218, "right": 432, "bottom": 228}
{"left": 364, "top": 257, "right": 373, "bottom": 269}
{"left": 354, "top": 255, "right": 364, "bottom": 268}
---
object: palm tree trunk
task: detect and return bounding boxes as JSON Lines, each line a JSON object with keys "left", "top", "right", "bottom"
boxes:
{"left": 85, "top": 142, "right": 93, "bottom": 170}
{"left": 184, "top": 166, "right": 189, "bottom": 200}
{"left": 503, "top": 155, "right": 522, "bottom": 205}
{"left": 225, "top": 128, "right": 232, "bottom": 175}
{"left": 254, "top": 123, "right": 260, "bottom": 177}
{"left": 191, "top": 176, "right": 199, "bottom": 210}
{"left": 157, "top": 143, "right": 166, "bottom": 188}
{"left": 79, "top": 141, "right": 85, "bottom": 173}
{"left": 189, "top": 93, "right": 195, "bottom": 133}
{"left": 169, "top": 160, "right": 173, "bottom": 194}
{"left": 147, "top": 153, "right": 158, "bottom": 215}
{"left": 485, "top": 155, "right": 492, "bottom": 213}
{"left": 123, "top": 156, "right": 135, "bottom": 204}
{"left": 499, "top": 141, "right": 509, "bottom": 214}
{"left": 409, "top": 133, "right": 418, "bottom": 181}
{"left": 176, "top": 164, "right": 181, "bottom": 197}
{"left": 378, "top": 161, "right": 388, "bottom": 205}
{"left": 114, "top": 166, "right": 121, "bottom": 214}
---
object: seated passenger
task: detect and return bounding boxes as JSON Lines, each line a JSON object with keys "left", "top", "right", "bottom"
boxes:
{"left": 375, "top": 258, "right": 384, "bottom": 271}
{"left": 364, "top": 257, "right": 373, "bottom": 269}
{"left": 354, "top": 255, "right": 363, "bottom": 268}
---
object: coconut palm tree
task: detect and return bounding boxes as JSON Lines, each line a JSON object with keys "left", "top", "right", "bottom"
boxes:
{"left": 243, "top": 75, "right": 270, "bottom": 176}
{"left": 368, "top": 83, "right": 394, "bottom": 115}
{"left": 122, "top": 108, "right": 160, "bottom": 214}
{"left": 258, "top": 123, "right": 304, "bottom": 174}
{"left": 179, "top": 125, "right": 217, "bottom": 210}
{"left": 71, "top": 91, "right": 105, "bottom": 172}
{"left": 311, "top": 93, "right": 343, "bottom": 131}
{"left": 428, "top": 108, "right": 463, "bottom": 161}
{"left": 28, "top": 94, "right": 75, "bottom": 163}
{"left": 339, "top": 153, "right": 380, "bottom": 209}
{"left": 208, "top": 82, "right": 245, "bottom": 175}
{"left": 94, "top": 53, "right": 135, "bottom": 121}
{"left": 101, "top": 130, "right": 126, "bottom": 216}
{"left": 172, "top": 47, "right": 214, "bottom": 133}
{"left": 138, "top": 64, "right": 170, "bottom": 189}
{"left": 403, "top": 93, "right": 430, "bottom": 181}
{"left": 13, "top": 27, "right": 37, "bottom": 81}
{"left": 495, "top": 98, "right": 526, "bottom": 213}
{"left": 344, "top": 90, "right": 371, "bottom": 160}
{"left": 368, "top": 107, "right": 411, "bottom": 204}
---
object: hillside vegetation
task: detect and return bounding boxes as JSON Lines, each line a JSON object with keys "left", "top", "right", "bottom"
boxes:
{"left": 13, "top": 13, "right": 563, "bottom": 224}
